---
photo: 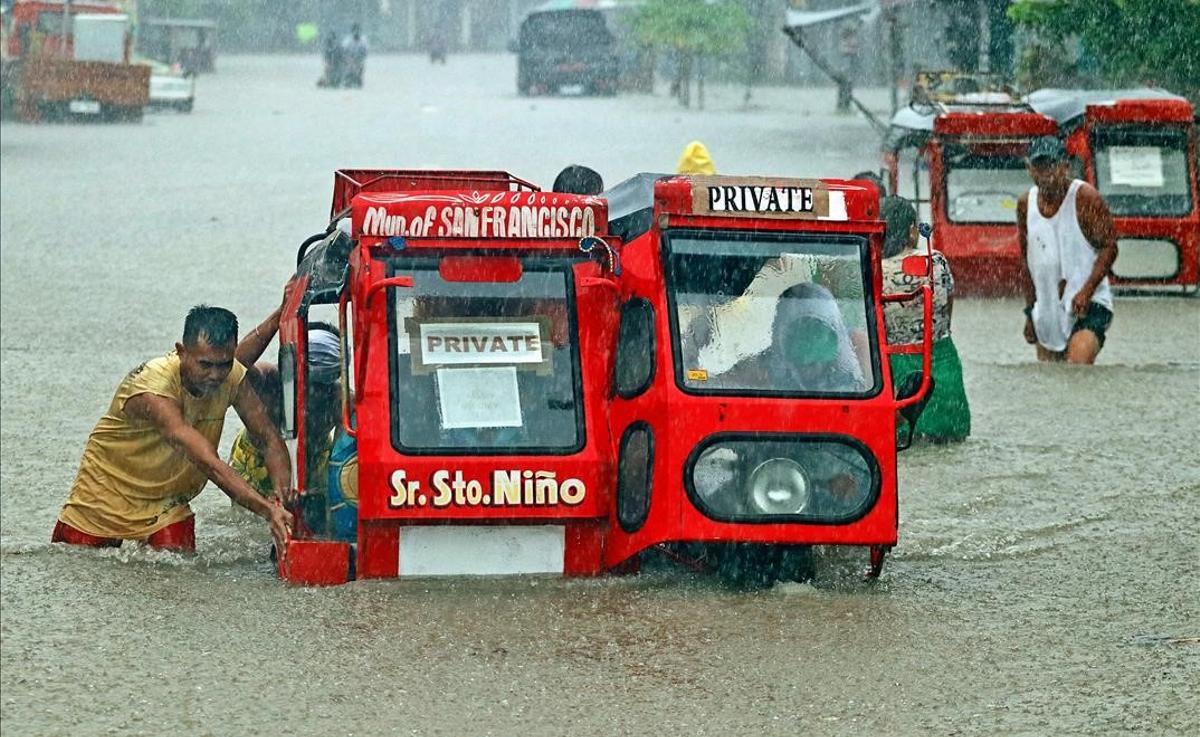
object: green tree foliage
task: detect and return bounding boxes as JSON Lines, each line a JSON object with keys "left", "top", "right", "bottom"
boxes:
{"left": 1008, "top": 0, "right": 1200, "bottom": 97}
{"left": 633, "top": 0, "right": 750, "bottom": 56}
{"left": 632, "top": 0, "right": 751, "bottom": 107}
{"left": 942, "top": 0, "right": 1015, "bottom": 74}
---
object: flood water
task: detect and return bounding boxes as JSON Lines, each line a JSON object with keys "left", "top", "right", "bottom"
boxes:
{"left": 2, "top": 55, "right": 1197, "bottom": 736}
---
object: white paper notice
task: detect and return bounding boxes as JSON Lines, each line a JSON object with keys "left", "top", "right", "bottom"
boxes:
{"left": 436, "top": 366, "right": 522, "bottom": 429}
{"left": 420, "top": 322, "right": 543, "bottom": 366}
{"left": 1108, "top": 146, "right": 1164, "bottom": 188}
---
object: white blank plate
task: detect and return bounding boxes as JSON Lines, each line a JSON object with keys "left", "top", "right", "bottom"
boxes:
{"left": 398, "top": 525, "right": 565, "bottom": 576}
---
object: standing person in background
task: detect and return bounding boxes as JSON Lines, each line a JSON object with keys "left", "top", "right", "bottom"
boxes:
{"left": 836, "top": 21, "right": 861, "bottom": 114}
{"left": 427, "top": 23, "right": 449, "bottom": 64}
{"left": 53, "top": 306, "right": 294, "bottom": 553}
{"left": 341, "top": 24, "right": 369, "bottom": 88}
{"left": 880, "top": 197, "right": 971, "bottom": 442}
{"left": 318, "top": 31, "right": 342, "bottom": 87}
{"left": 1017, "top": 136, "right": 1117, "bottom": 364}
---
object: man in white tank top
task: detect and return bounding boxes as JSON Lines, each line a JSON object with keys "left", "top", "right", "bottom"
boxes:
{"left": 1016, "top": 136, "right": 1118, "bottom": 364}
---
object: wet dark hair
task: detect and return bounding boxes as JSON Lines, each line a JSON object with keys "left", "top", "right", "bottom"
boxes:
{"left": 308, "top": 320, "right": 341, "bottom": 337}
{"left": 881, "top": 196, "right": 918, "bottom": 258}
{"left": 852, "top": 170, "right": 886, "bottom": 196}
{"left": 182, "top": 305, "right": 238, "bottom": 347}
{"left": 552, "top": 165, "right": 604, "bottom": 195}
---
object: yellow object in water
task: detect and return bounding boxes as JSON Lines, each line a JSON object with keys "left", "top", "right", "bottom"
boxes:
{"left": 677, "top": 141, "right": 715, "bottom": 175}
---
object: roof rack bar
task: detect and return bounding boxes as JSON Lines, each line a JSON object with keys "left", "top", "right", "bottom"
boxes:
{"left": 330, "top": 170, "right": 541, "bottom": 219}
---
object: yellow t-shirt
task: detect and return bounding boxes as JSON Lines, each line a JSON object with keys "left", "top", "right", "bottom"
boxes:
{"left": 58, "top": 352, "right": 246, "bottom": 539}
{"left": 228, "top": 427, "right": 332, "bottom": 498}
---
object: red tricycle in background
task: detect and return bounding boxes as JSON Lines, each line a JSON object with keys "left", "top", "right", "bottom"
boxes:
{"left": 884, "top": 72, "right": 1198, "bottom": 295}
{"left": 1027, "top": 89, "right": 1199, "bottom": 291}
{"left": 275, "top": 169, "right": 935, "bottom": 587}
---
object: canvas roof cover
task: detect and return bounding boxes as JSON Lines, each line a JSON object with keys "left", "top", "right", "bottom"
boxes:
{"left": 1026, "top": 88, "right": 1187, "bottom": 124}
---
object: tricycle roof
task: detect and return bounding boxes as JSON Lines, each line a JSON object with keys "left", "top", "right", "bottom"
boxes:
{"left": 1025, "top": 88, "right": 1194, "bottom": 125}
{"left": 332, "top": 169, "right": 539, "bottom": 219}
{"left": 605, "top": 173, "right": 880, "bottom": 242}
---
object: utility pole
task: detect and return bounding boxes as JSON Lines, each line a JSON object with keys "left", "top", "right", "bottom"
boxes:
{"left": 886, "top": 5, "right": 901, "bottom": 114}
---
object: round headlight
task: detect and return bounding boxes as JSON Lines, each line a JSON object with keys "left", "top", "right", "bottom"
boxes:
{"left": 746, "top": 458, "right": 809, "bottom": 515}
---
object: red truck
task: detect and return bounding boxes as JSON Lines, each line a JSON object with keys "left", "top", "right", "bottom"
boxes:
{"left": 2, "top": 0, "right": 149, "bottom": 122}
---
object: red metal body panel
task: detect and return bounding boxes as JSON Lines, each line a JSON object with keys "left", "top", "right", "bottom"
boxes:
{"left": 279, "top": 540, "right": 351, "bottom": 586}
{"left": 933, "top": 112, "right": 1056, "bottom": 138}
{"left": 1086, "top": 99, "right": 1194, "bottom": 125}
{"left": 926, "top": 136, "right": 1038, "bottom": 296}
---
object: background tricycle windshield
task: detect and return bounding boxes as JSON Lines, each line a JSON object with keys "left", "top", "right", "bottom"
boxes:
{"left": 390, "top": 264, "right": 581, "bottom": 453}
{"left": 666, "top": 233, "right": 876, "bottom": 396}
{"left": 1092, "top": 127, "right": 1193, "bottom": 216}
{"left": 943, "top": 146, "right": 1030, "bottom": 223}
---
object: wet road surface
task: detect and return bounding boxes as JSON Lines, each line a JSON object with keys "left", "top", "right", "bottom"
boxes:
{"left": 2, "top": 55, "right": 1198, "bottom": 736}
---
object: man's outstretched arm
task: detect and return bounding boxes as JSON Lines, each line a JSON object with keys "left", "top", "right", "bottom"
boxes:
{"left": 125, "top": 393, "right": 293, "bottom": 549}
{"left": 235, "top": 305, "right": 282, "bottom": 369}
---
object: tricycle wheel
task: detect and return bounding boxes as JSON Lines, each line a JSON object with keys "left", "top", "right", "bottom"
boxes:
{"left": 712, "top": 543, "right": 815, "bottom": 590}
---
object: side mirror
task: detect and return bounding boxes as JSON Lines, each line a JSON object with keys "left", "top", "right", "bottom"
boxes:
{"left": 895, "top": 373, "right": 935, "bottom": 451}
{"left": 901, "top": 254, "right": 930, "bottom": 278}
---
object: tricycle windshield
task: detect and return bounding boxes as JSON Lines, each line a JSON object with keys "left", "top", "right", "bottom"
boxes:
{"left": 943, "top": 144, "right": 1030, "bottom": 223}
{"left": 388, "top": 260, "right": 583, "bottom": 454}
{"left": 665, "top": 231, "right": 878, "bottom": 397}
{"left": 1092, "top": 127, "right": 1193, "bottom": 216}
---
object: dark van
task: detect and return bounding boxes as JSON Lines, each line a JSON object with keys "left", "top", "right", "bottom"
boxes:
{"left": 513, "top": 8, "right": 619, "bottom": 96}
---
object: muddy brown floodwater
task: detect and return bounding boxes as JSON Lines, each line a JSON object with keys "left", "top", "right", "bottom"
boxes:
{"left": 2, "top": 55, "right": 1198, "bottom": 737}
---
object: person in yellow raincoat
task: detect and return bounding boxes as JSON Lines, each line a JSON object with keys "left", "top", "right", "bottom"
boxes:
{"left": 677, "top": 141, "right": 715, "bottom": 175}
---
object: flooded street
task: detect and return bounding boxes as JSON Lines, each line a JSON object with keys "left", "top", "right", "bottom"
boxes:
{"left": 2, "top": 55, "right": 1197, "bottom": 736}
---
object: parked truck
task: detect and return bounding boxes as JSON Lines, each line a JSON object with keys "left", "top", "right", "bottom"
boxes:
{"left": 2, "top": 0, "right": 149, "bottom": 122}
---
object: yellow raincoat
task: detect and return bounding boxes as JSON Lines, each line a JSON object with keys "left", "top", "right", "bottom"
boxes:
{"left": 677, "top": 141, "right": 715, "bottom": 175}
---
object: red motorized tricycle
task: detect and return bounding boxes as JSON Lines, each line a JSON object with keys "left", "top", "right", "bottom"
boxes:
{"left": 275, "top": 169, "right": 934, "bottom": 587}
{"left": 885, "top": 73, "right": 1199, "bottom": 295}
{"left": 1028, "top": 89, "right": 1199, "bottom": 292}
{"left": 883, "top": 72, "right": 1056, "bottom": 295}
